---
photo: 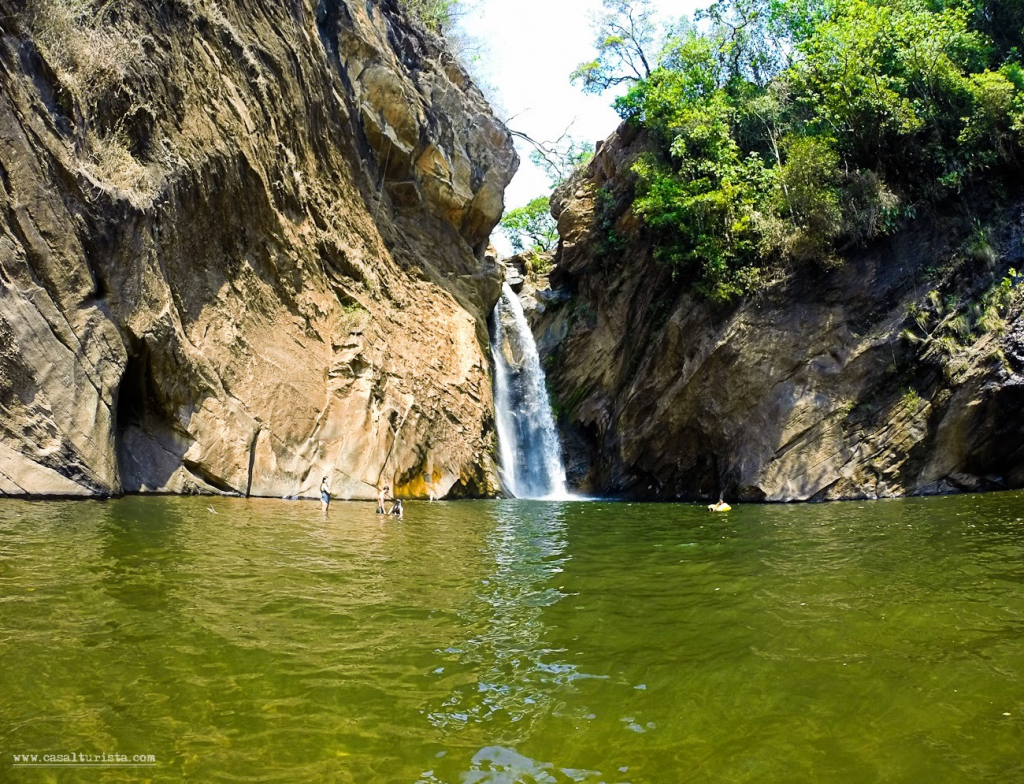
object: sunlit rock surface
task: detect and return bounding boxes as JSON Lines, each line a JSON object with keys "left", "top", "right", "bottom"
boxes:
{"left": 530, "top": 123, "right": 1024, "bottom": 502}
{"left": 0, "top": 0, "right": 516, "bottom": 498}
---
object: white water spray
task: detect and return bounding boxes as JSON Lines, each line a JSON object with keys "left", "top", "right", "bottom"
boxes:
{"left": 490, "top": 284, "right": 569, "bottom": 499}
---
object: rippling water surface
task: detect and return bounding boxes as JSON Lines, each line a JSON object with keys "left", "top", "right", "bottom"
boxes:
{"left": 2, "top": 494, "right": 1024, "bottom": 782}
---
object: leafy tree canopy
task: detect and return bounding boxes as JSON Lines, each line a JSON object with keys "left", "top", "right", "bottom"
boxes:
{"left": 575, "top": 0, "right": 1024, "bottom": 300}
{"left": 500, "top": 196, "right": 559, "bottom": 254}
{"left": 571, "top": 0, "right": 661, "bottom": 93}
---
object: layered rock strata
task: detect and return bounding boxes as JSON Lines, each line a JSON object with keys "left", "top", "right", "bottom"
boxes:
{"left": 0, "top": 0, "right": 516, "bottom": 498}
{"left": 531, "top": 124, "right": 1024, "bottom": 501}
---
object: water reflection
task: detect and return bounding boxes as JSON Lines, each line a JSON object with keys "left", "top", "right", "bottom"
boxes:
{"left": 427, "top": 502, "right": 591, "bottom": 737}
{"left": 420, "top": 744, "right": 605, "bottom": 784}
{"left": 94, "top": 497, "right": 190, "bottom": 615}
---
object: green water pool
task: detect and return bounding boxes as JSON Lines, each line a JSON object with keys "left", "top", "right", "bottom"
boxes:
{"left": 1, "top": 493, "right": 1023, "bottom": 782}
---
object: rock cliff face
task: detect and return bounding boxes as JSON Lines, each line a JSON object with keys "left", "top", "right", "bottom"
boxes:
{"left": 531, "top": 124, "right": 1024, "bottom": 502}
{"left": 0, "top": 0, "right": 516, "bottom": 498}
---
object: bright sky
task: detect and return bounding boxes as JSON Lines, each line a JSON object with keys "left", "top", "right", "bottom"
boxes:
{"left": 457, "top": 0, "right": 704, "bottom": 252}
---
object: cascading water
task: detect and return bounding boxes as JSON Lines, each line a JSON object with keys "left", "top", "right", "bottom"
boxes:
{"left": 489, "top": 283, "right": 568, "bottom": 499}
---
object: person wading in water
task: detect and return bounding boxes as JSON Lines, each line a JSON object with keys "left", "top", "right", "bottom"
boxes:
{"left": 377, "top": 486, "right": 389, "bottom": 515}
{"left": 320, "top": 476, "right": 331, "bottom": 514}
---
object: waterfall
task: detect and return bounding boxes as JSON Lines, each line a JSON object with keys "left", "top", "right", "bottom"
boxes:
{"left": 489, "top": 283, "right": 568, "bottom": 499}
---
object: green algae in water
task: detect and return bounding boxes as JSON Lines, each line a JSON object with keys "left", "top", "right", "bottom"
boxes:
{"left": 1, "top": 494, "right": 1024, "bottom": 782}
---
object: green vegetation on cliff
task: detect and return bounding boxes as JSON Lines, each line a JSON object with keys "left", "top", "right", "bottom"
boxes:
{"left": 579, "top": 0, "right": 1024, "bottom": 300}
{"left": 397, "top": 0, "right": 462, "bottom": 34}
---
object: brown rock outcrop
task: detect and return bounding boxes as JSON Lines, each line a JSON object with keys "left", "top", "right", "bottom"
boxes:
{"left": 532, "top": 123, "right": 1024, "bottom": 501}
{"left": 0, "top": 0, "right": 516, "bottom": 498}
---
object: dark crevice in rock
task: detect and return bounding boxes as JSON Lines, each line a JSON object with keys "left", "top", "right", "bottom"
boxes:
{"left": 0, "top": 156, "right": 11, "bottom": 196}
{"left": 182, "top": 460, "right": 239, "bottom": 495}
{"left": 246, "top": 427, "right": 261, "bottom": 497}
{"left": 115, "top": 344, "right": 189, "bottom": 493}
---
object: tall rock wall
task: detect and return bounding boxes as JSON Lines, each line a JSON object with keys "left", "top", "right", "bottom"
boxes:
{"left": 531, "top": 124, "right": 1024, "bottom": 502}
{"left": 0, "top": 0, "right": 517, "bottom": 498}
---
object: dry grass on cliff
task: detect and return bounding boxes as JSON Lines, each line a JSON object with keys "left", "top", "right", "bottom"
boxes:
{"left": 81, "top": 132, "right": 160, "bottom": 206}
{"left": 27, "top": 0, "right": 137, "bottom": 102}
{"left": 25, "top": 1, "right": 163, "bottom": 204}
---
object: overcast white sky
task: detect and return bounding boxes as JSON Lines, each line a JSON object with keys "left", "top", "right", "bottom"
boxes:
{"left": 457, "top": 0, "right": 704, "bottom": 252}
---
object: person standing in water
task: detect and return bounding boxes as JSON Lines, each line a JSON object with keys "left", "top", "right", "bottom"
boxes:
{"left": 389, "top": 498, "right": 403, "bottom": 519}
{"left": 320, "top": 476, "right": 331, "bottom": 514}
{"left": 377, "top": 485, "right": 389, "bottom": 515}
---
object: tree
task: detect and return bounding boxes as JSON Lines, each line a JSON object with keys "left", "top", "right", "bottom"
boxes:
{"left": 699, "top": 0, "right": 781, "bottom": 86}
{"left": 614, "top": 26, "right": 722, "bottom": 128}
{"left": 529, "top": 137, "right": 595, "bottom": 187}
{"left": 789, "top": 0, "right": 996, "bottom": 183}
{"left": 571, "top": 0, "right": 660, "bottom": 94}
{"left": 698, "top": 0, "right": 836, "bottom": 85}
{"left": 500, "top": 197, "right": 558, "bottom": 253}
{"left": 588, "top": 0, "right": 1024, "bottom": 301}
{"left": 572, "top": 0, "right": 1024, "bottom": 300}
{"left": 952, "top": 0, "right": 1024, "bottom": 61}
{"left": 506, "top": 127, "right": 594, "bottom": 187}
